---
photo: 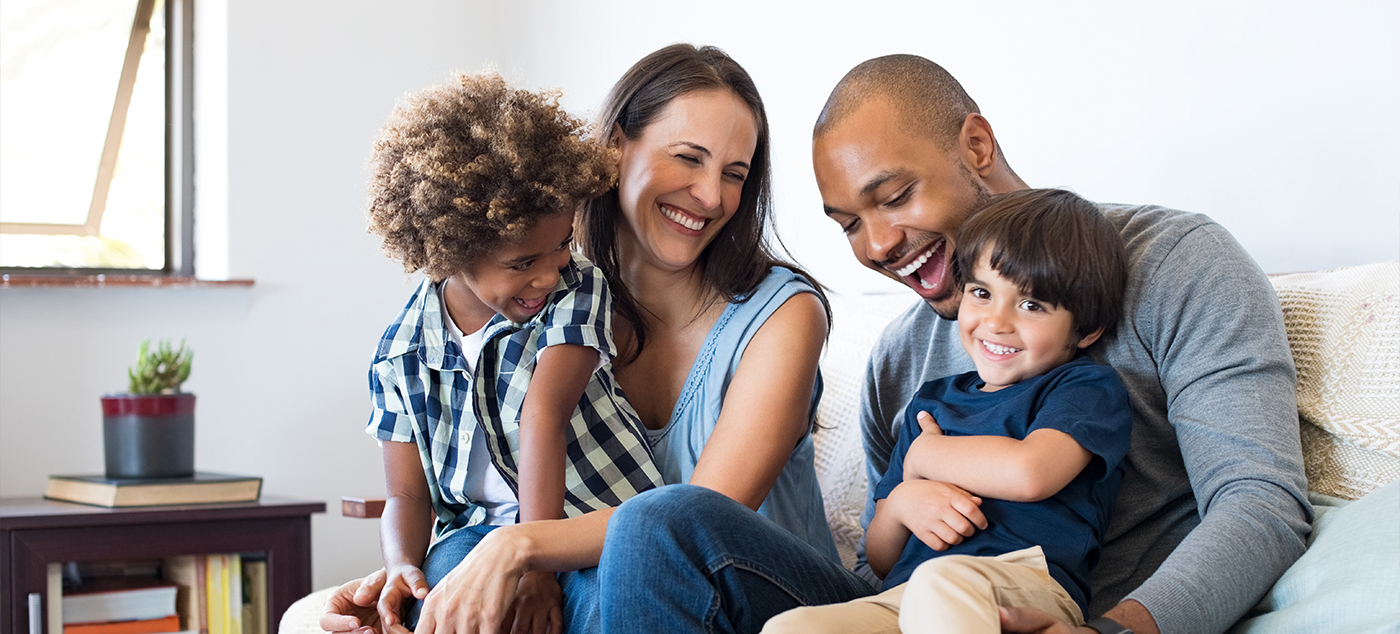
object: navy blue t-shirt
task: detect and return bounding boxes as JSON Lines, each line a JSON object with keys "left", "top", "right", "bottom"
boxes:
{"left": 873, "top": 356, "right": 1132, "bottom": 612}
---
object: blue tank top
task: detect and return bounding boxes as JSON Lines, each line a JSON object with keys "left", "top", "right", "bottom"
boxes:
{"left": 644, "top": 267, "right": 841, "bottom": 563}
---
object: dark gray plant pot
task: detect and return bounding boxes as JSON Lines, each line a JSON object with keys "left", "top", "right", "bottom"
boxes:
{"left": 101, "top": 393, "right": 196, "bottom": 479}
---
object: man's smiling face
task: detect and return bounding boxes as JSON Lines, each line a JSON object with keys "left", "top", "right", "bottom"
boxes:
{"left": 813, "top": 98, "right": 990, "bottom": 319}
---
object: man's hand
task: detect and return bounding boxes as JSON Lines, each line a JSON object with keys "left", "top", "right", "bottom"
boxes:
{"left": 320, "top": 569, "right": 411, "bottom": 634}
{"left": 499, "top": 570, "right": 564, "bottom": 634}
{"left": 887, "top": 479, "right": 986, "bottom": 551}
{"left": 998, "top": 606, "right": 1093, "bottom": 634}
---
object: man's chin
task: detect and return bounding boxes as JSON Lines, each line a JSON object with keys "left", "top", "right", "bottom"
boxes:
{"left": 924, "top": 294, "right": 960, "bottom": 320}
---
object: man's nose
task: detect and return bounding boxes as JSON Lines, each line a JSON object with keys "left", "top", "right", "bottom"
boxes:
{"left": 865, "top": 217, "right": 902, "bottom": 266}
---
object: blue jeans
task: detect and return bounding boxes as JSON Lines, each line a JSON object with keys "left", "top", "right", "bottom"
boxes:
{"left": 598, "top": 485, "right": 875, "bottom": 634}
{"left": 407, "top": 524, "right": 602, "bottom": 633}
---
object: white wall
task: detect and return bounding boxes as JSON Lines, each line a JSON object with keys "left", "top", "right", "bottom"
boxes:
{"left": 1, "top": 0, "right": 1396, "bottom": 594}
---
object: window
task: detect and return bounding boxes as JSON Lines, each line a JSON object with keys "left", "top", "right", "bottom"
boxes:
{"left": 0, "top": 0, "right": 192, "bottom": 274}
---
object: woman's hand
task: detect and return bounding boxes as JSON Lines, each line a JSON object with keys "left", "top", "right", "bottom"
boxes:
{"left": 415, "top": 526, "right": 532, "bottom": 634}
{"left": 320, "top": 569, "right": 406, "bottom": 634}
{"left": 499, "top": 571, "right": 564, "bottom": 634}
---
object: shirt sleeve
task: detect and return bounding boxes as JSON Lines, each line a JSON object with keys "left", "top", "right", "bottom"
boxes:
{"left": 1122, "top": 223, "right": 1311, "bottom": 634}
{"left": 367, "top": 356, "right": 415, "bottom": 443}
{"left": 1027, "top": 364, "right": 1133, "bottom": 482}
{"left": 871, "top": 409, "right": 921, "bottom": 501}
{"left": 537, "top": 255, "right": 616, "bottom": 359}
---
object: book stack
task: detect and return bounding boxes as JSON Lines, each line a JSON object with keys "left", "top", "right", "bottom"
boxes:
{"left": 45, "top": 473, "right": 262, "bottom": 508}
{"left": 62, "top": 582, "right": 181, "bottom": 634}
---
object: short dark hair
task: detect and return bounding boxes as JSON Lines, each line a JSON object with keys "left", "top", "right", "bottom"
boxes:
{"left": 367, "top": 72, "right": 615, "bottom": 281}
{"left": 581, "top": 43, "right": 826, "bottom": 356}
{"left": 814, "top": 54, "right": 979, "bottom": 150}
{"left": 954, "top": 189, "right": 1127, "bottom": 340}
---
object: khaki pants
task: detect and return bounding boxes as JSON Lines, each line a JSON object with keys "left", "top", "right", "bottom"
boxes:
{"left": 762, "top": 546, "right": 1083, "bottom": 634}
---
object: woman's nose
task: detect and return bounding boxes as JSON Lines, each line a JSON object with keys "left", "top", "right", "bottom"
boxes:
{"left": 690, "top": 170, "right": 722, "bottom": 211}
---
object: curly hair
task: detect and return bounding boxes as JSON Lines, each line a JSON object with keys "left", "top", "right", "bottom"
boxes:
{"left": 367, "top": 72, "right": 617, "bottom": 281}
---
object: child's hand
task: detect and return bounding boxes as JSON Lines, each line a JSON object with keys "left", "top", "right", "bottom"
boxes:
{"left": 888, "top": 479, "right": 986, "bottom": 552}
{"left": 905, "top": 411, "right": 946, "bottom": 480}
{"left": 499, "top": 570, "right": 564, "bottom": 634}
{"left": 916, "top": 410, "right": 943, "bottom": 435}
{"left": 377, "top": 564, "right": 429, "bottom": 631}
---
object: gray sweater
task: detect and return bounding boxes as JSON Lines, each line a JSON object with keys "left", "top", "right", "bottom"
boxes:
{"left": 855, "top": 204, "right": 1313, "bottom": 634}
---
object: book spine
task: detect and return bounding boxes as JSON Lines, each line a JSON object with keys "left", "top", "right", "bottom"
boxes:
{"left": 47, "top": 562, "right": 62, "bottom": 634}
{"left": 195, "top": 556, "right": 208, "bottom": 634}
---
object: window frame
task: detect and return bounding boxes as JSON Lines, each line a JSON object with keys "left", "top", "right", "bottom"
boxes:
{"left": 0, "top": 0, "right": 195, "bottom": 277}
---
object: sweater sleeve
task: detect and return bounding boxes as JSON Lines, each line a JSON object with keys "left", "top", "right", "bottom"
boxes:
{"left": 1123, "top": 222, "right": 1312, "bottom": 634}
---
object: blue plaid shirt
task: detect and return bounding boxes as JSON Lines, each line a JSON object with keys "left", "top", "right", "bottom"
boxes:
{"left": 367, "top": 252, "right": 663, "bottom": 539}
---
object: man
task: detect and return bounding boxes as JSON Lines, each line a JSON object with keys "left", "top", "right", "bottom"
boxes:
{"left": 814, "top": 54, "right": 1311, "bottom": 634}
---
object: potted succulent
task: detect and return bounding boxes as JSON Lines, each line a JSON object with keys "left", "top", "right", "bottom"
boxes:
{"left": 101, "top": 339, "right": 195, "bottom": 479}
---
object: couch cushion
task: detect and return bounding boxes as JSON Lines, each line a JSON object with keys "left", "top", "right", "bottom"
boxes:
{"left": 1271, "top": 262, "right": 1400, "bottom": 499}
{"left": 1228, "top": 479, "right": 1400, "bottom": 633}
{"left": 812, "top": 292, "right": 922, "bottom": 569}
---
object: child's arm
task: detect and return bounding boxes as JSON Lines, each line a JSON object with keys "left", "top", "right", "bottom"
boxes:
{"left": 903, "top": 411, "right": 1093, "bottom": 502}
{"left": 377, "top": 439, "right": 435, "bottom": 628}
{"left": 508, "top": 343, "right": 597, "bottom": 633}
{"left": 516, "top": 343, "right": 598, "bottom": 522}
{"left": 866, "top": 481, "right": 986, "bottom": 579}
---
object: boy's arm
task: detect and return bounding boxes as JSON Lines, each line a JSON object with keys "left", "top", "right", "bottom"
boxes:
{"left": 516, "top": 343, "right": 597, "bottom": 522}
{"left": 903, "top": 411, "right": 1093, "bottom": 502}
{"left": 378, "top": 439, "right": 435, "bottom": 629}
{"left": 866, "top": 481, "right": 986, "bottom": 579}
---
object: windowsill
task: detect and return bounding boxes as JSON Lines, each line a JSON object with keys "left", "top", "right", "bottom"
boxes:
{"left": 0, "top": 274, "right": 254, "bottom": 288}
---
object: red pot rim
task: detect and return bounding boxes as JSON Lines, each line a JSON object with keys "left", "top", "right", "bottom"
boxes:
{"left": 102, "top": 393, "right": 196, "bottom": 416}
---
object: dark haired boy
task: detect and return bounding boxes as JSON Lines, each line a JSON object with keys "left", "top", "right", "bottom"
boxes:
{"left": 765, "top": 188, "right": 1131, "bottom": 634}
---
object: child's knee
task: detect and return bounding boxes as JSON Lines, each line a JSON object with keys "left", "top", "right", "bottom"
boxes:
{"left": 907, "top": 555, "right": 994, "bottom": 592}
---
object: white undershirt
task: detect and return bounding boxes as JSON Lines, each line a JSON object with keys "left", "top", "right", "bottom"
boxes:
{"left": 440, "top": 286, "right": 520, "bottom": 525}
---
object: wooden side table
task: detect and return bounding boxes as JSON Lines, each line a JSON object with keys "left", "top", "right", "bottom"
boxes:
{"left": 1, "top": 495, "right": 326, "bottom": 634}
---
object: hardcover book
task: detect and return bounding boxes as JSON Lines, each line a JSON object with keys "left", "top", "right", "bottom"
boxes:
{"left": 45, "top": 473, "right": 262, "bottom": 507}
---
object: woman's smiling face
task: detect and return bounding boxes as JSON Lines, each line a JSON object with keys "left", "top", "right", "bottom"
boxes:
{"left": 613, "top": 89, "right": 759, "bottom": 274}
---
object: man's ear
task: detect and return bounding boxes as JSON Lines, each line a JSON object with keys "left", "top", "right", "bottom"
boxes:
{"left": 960, "top": 113, "right": 998, "bottom": 178}
{"left": 1075, "top": 326, "right": 1106, "bottom": 350}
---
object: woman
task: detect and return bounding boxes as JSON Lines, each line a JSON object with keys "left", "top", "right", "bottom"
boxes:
{"left": 322, "top": 44, "right": 871, "bottom": 634}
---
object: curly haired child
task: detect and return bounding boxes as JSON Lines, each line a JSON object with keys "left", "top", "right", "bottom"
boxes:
{"left": 362, "top": 71, "right": 663, "bottom": 632}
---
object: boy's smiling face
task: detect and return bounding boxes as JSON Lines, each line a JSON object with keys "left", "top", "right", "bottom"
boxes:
{"left": 448, "top": 211, "right": 576, "bottom": 328}
{"left": 957, "top": 252, "right": 1102, "bottom": 392}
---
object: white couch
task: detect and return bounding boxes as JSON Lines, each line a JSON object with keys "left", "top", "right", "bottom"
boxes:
{"left": 283, "top": 261, "right": 1400, "bottom": 633}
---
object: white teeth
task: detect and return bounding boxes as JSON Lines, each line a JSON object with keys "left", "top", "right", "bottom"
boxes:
{"left": 895, "top": 245, "right": 938, "bottom": 277}
{"left": 981, "top": 340, "right": 1021, "bottom": 355}
{"left": 661, "top": 205, "right": 705, "bottom": 231}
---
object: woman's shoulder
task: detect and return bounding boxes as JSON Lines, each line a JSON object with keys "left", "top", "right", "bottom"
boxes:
{"left": 737, "top": 265, "right": 820, "bottom": 305}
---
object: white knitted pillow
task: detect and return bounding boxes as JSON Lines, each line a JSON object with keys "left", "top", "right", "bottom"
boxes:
{"left": 812, "top": 292, "right": 921, "bottom": 570}
{"left": 1271, "top": 262, "right": 1400, "bottom": 500}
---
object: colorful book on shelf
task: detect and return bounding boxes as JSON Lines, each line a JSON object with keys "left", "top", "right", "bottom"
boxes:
{"left": 205, "top": 556, "right": 225, "bottom": 634}
{"left": 242, "top": 559, "right": 268, "bottom": 634}
{"left": 62, "top": 583, "right": 178, "bottom": 625}
{"left": 162, "top": 555, "right": 207, "bottom": 634}
{"left": 64, "top": 614, "right": 182, "bottom": 634}
{"left": 45, "top": 473, "right": 262, "bottom": 507}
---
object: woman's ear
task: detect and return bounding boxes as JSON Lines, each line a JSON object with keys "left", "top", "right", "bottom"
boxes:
{"left": 608, "top": 122, "right": 625, "bottom": 148}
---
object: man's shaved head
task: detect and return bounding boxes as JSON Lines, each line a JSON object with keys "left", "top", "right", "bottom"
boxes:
{"left": 815, "top": 54, "right": 979, "bottom": 150}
